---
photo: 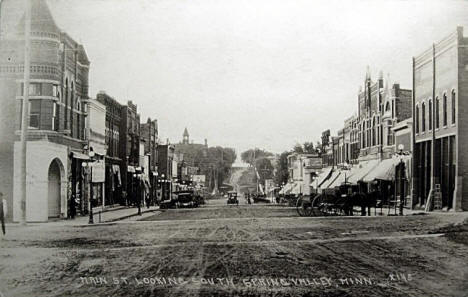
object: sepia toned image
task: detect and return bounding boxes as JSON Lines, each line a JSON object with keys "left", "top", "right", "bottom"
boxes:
{"left": 1, "top": 0, "right": 468, "bottom": 296}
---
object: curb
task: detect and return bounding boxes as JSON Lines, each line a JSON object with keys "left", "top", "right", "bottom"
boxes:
{"left": 102, "top": 208, "right": 160, "bottom": 223}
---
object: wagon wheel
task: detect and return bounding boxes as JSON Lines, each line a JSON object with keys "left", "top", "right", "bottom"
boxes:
{"left": 311, "top": 194, "right": 328, "bottom": 216}
{"left": 296, "top": 196, "right": 313, "bottom": 217}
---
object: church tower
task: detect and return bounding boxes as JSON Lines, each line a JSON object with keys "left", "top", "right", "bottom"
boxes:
{"left": 183, "top": 127, "right": 189, "bottom": 144}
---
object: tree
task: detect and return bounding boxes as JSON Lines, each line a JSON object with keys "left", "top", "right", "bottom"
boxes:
{"left": 274, "top": 151, "right": 290, "bottom": 186}
{"left": 293, "top": 144, "right": 303, "bottom": 154}
{"left": 303, "top": 142, "right": 315, "bottom": 154}
{"left": 255, "top": 157, "right": 274, "bottom": 184}
{"left": 241, "top": 148, "right": 273, "bottom": 166}
{"left": 184, "top": 145, "right": 237, "bottom": 191}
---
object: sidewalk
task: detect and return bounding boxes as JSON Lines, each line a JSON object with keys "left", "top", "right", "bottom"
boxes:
{"left": 72, "top": 205, "right": 160, "bottom": 225}
{"left": 4, "top": 205, "right": 160, "bottom": 228}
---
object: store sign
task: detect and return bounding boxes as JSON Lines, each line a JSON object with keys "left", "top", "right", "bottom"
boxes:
{"left": 92, "top": 161, "right": 105, "bottom": 183}
{"left": 192, "top": 175, "right": 206, "bottom": 184}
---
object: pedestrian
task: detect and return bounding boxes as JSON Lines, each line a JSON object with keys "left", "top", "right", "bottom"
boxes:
{"left": 69, "top": 194, "right": 76, "bottom": 219}
{"left": 0, "top": 192, "right": 6, "bottom": 236}
{"left": 145, "top": 193, "right": 150, "bottom": 209}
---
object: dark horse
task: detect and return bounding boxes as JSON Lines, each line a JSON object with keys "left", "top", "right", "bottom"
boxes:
{"left": 350, "top": 191, "right": 379, "bottom": 216}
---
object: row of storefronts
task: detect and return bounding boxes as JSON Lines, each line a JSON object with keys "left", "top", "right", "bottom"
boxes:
{"left": 0, "top": 0, "right": 201, "bottom": 222}
{"left": 280, "top": 27, "right": 468, "bottom": 212}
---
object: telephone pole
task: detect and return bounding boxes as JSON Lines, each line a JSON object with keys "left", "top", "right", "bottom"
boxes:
{"left": 19, "top": 0, "right": 31, "bottom": 225}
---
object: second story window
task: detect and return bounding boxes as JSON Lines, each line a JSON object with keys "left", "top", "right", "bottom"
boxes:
{"left": 451, "top": 90, "right": 456, "bottom": 125}
{"left": 443, "top": 93, "right": 447, "bottom": 126}
{"left": 21, "top": 83, "right": 41, "bottom": 96}
{"left": 428, "top": 99, "right": 432, "bottom": 130}
{"left": 435, "top": 97, "right": 440, "bottom": 129}
{"left": 29, "top": 101, "right": 40, "bottom": 129}
{"left": 415, "top": 105, "right": 420, "bottom": 134}
{"left": 421, "top": 102, "right": 426, "bottom": 132}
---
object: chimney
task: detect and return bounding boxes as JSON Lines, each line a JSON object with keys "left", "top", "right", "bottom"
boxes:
{"left": 204, "top": 139, "right": 208, "bottom": 147}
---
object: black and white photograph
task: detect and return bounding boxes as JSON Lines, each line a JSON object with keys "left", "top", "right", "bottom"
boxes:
{"left": 1, "top": 0, "right": 468, "bottom": 296}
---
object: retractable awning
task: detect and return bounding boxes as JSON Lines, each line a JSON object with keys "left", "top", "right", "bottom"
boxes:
{"left": 71, "top": 151, "right": 90, "bottom": 160}
{"left": 362, "top": 156, "right": 411, "bottom": 182}
{"left": 347, "top": 159, "right": 380, "bottom": 184}
{"left": 311, "top": 167, "right": 333, "bottom": 188}
{"left": 327, "top": 170, "right": 350, "bottom": 188}
{"left": 279, "top": 182, "right": 294, "bottom": 195}
{"left": 290, "top": 182, "right": 302, "bottom": 194}
{"left": 322, "top": 170, "right": 342, "bottom": 189}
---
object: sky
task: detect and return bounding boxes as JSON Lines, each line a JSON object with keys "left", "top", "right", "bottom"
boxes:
{"left": 46, "top": 0, "right": 468, "bottom": 155}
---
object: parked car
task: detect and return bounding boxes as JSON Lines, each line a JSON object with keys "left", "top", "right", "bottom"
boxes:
{"left": 159, "top": 197, "right": 177, "bottom": 209}
{"left": 175, "top": 190, "right": 199, "bottom": 208}
{"left": 227, "top": 191, "right": 239, "bottom": 205}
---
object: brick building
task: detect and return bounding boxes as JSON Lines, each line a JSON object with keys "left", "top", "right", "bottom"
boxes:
{"left": 121, "top": 101, "right": 141, "bottom": 204}
{"left": 412, "top": 27, "right": 468, "bottom": 211}
{"left": 357, "top": 69, "right": 412, "bottom": 161}
{"left": 96, "top": 91, "right": 124, "bottom": 206}
{"left": 0, "top": 0, "right": 91, "bottom": 221}
{"left": 157, "top": 144, "right": 175, "bottom": 200}
{"left": 140, "top": 118, "right": 158, "bottom": 200}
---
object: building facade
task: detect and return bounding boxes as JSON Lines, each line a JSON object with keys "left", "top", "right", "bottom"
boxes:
{"left": 96, "top": 91, "right": 124, "bottom": 206}
{"left": 357, "top": 69, "right": 412, "bottom": 161}
{"left": 412, "top": 27, "right": 468, "bottom": 211}
{"left": 157, "top": 144, "right": 175, "bottom": 200}
{"left": 140, "top": 118, "right": 158, "bottom": 201}
{"left": 121, "top": 101, "right": 141, "bottom": 205}
{"left": 84, "top": 98, "right": 106, "bottom": 208}
{"left": 0, "top": 0, "right": 91, "bottom": 221}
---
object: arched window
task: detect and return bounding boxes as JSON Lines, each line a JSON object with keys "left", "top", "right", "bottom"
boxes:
{"left": 76, "top": 98, "right": 81, "bottom": 111}
{"left": 421, "top": 102, "right": 426, "bottom": 132}
{"left": 435, "top": 97, "right": 440, "bottom": 129}
{"left": 385, "top": 102, "right": 391, "bottom": 112}
{"left": 415, "top": 104, "right": 420, "bottom": 134}
{"left": 452, "top": 90, "right": 456, "bottom": 124}
{"left": 428, "top": 99, "right": 432, "bottom": 130}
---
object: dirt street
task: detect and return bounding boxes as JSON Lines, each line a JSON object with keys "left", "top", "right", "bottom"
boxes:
{"left": 1, "top": 199, "right": 468, "bottom": 297}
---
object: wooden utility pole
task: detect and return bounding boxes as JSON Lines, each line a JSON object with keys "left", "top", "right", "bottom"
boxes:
{"left": 19, "top": 0, "right": 31, "bottom": 225}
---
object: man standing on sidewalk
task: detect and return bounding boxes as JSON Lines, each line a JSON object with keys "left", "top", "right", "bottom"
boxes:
{"left": 0, "top": 192, "right": 6, "bottom": 235}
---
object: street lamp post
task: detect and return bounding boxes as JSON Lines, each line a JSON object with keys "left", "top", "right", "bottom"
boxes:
{"left": 161, "top": 174, "right": 165, "bottom": 200}
{"left": 134, "top": 173, "right": 141, "bottom": 215}
{"left": 82, "top": 148, "right": 96, "bottom": 224}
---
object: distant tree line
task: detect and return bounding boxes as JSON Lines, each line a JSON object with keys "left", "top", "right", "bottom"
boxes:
{"left": 242, "top": 141, "right": 322, "bottom": 187}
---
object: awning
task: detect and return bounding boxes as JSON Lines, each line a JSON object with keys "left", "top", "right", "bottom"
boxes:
{"left": 327, "top": 170, "right": 350, "bottom": 188}
{"left": 71, "top": 151, "right": 90, "bottom": 160}
{"left": 290, "top": 182, "right": 302, "bottom": 194}
{"left": 267, "top": 186, "right": 280, "bottom": 194}
{"left": 362, "top": 156, "right": 411, "bottom": 182}
{"left": 279, "top": 182, "right": 294, "bottom": 195}
{"left": 322, "top": 170, "right": 342, "bottom": 189}
{"left": 311, "top": 167, "right": 333, "bottom": 188}
{"left": 347, "top": 159, "right": 380, "bottom": 184}
{"left": 127, "top": 166, "right": 136, "bottom": 173}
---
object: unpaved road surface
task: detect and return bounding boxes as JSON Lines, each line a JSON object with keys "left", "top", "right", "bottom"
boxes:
{"left": 1, "top": 201, "right": 468, "bottom": 297}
